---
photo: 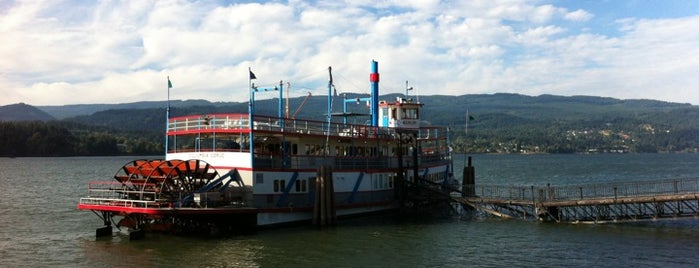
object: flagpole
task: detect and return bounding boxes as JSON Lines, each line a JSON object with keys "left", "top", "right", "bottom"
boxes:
{"left": 167, "top": 76, "right": 171, "bottom": 116}
{"left": 465, "top": 108, "right": 469, "bottom": 136}
{"left": 248, "top": 68, "right": 255, "bottom": 162}
{"left": 165, "top": 76, "right": 172, "bottom": 155}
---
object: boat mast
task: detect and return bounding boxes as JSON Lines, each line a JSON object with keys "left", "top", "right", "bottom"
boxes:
{"left": 165, "top": 76, "right": 172, "bottom": 155}
{"left": 324, "top": 66, "right": 334, "bottom": 157}
{"left": 327, "top": 66, "right": 333, "bottom": 127}
{"left": 285, "top": 82, "right": 290, "bottom": 118}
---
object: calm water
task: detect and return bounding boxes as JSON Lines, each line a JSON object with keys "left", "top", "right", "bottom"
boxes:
{"left": 1, "top": 154, "right": 699, "bottom": 267}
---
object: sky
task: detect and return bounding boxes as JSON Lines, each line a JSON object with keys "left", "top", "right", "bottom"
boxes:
{"left": 1, "top": 0, "right": 698, "bottom": 106}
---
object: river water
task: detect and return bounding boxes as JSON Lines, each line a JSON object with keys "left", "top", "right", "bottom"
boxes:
{"left": 1, "top": 154, "right": 699, "bottom": 267}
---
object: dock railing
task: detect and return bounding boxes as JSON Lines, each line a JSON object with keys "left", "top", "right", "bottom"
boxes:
{"left": 464, "top": 177, "right": 699, "bottom": 204}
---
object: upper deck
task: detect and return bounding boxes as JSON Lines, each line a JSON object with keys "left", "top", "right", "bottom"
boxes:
{"left": 166, "top": 113, "right": 449, "bottom": 141}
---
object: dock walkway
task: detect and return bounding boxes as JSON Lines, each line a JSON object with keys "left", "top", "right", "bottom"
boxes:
{"left": 455, "top": 177, "right": 699, "bottom": 223}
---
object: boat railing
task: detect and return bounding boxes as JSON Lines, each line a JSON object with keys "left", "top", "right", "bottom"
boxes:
{"left": 252, "top": 154, "right": 449, "bottom": 170}
{"left": 79, "top": 181, "right": 162, "bottom": 207}
{"left": 168, "top": 114, "right": 250, "bottom": 132}
{"left": 79, "top": 197, "right": 157, "bottom": 208}
{"left": 167, "top": 113, "right": 449, "bottom": 140}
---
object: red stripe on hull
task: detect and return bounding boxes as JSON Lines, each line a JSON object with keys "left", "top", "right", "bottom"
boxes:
{"left": 78, "top": 200, "right": 393, "bottom": 216}
{"left": 77, "top": 204, "right": 258, "bottom": 215}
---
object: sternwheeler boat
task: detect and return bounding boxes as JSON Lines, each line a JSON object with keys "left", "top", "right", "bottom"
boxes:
{"left": 78, "top": 61, "right": 455, "bottom": 236}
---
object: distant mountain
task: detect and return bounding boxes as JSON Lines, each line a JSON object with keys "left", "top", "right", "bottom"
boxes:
{"left": 40, "top": 93, "right": 695, "bottom": 121}
{"left": 0, "top": 103, "right": 56, "bottom": 122}
{"left": 58, "top": 93, "right": 697, "bottom": 132}
{"left": 37, "top": 99, "right": 218, "bottom": 119}
{"left": 5, "top": 93, "right": 698, "bottom": 155}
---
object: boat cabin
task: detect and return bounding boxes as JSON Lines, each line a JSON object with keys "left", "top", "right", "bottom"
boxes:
{"left": 378, "top": 97, "right": 423, "bottom": 129}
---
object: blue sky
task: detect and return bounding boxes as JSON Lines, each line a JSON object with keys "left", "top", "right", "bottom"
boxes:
{"left": 1, "top": 0, "right": 698, "bottom": 105}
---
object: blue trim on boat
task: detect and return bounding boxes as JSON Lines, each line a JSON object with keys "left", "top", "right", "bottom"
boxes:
{"left": 348, "top": 172, "right": 364, "bottom": 203}
{"left": 277, "top": 172, "right": 299, "bottom": 207}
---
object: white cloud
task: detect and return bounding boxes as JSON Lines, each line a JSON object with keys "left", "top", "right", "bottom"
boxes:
{"left": 564, "top": 9, "right": 593, "bottom": 22}
{"left": 0, "top": 0, "right": 697, "bottom": 106}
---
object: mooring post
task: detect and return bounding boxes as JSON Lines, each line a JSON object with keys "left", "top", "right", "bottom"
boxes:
{"left": 313, "top": 164, "right": 336, "bottom": 227}
{"left": 96, "top": 211, "right": 113, "bottom": 237}
{"left": 462, "top": 156, "right": 475, "bottom": 197}
{"left": 129, "top": 228, "right": 145, "bottom": 241}
{"left": 96, "top": 226, "right": 112, "bottom": 237}
{"left": 312, "top": 175, "right": 320, "bottom": 226}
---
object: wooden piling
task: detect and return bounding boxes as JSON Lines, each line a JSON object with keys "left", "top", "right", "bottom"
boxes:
{"left": 95, "top": 225, "right": 112, "bottom": 237}
{"left": 129, "top": 229, "right": 145, "bottom": 240}
{"left": 313, "top": 164, "right": 336, "bottom": 226}
{"left": 462, "top": 156, "right": 475, "bottom": 197}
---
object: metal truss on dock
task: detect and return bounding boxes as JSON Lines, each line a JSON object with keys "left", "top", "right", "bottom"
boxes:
{"left": 456, "top": 178, "right": 699, "bottom": 223}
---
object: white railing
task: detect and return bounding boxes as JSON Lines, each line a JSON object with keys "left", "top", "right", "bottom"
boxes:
{"left": 79, "top": 181, "right": 162, "bottom": 208}
{"left": 79, "top": 197, "right": 156, "bottom": 208}
{"left": 167, "top": 113, "right": 450, "bottom": 140}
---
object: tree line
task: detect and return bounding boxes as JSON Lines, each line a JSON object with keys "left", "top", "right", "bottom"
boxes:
{"left": 2, "top": 102, "right": 698, "bottom": 157}
{"left": 449, "top": 110, "right": 699, "bottom": 154}
{"left": 2, "top": 118, "right": 697, "bottom": 158}
{"left": 0, "top": 121, "right": 162, "bottom": 157}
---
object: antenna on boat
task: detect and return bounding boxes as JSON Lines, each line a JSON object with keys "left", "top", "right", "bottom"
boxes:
{"left": 285, "top": 82, "right": 290, "bottom": 118}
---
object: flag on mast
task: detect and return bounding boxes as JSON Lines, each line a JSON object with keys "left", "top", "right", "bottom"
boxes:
{"left": 249, "top": 70, "right": 257, "bottom": 80}
{"left": 167, "top": 76, "right": 172, "bottom": 107}
{"left": 465, "top": 108, "right": 474, "bottom": 135}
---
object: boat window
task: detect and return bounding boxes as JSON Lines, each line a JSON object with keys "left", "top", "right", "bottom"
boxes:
{"left": 295, "top": 179, "right": 307, "bottom": 192}
{"left": 404, "top": 108, "right": 418, "bottom": 119}
{"left": 273, "top": 179, "right": 286, "bottom": 192}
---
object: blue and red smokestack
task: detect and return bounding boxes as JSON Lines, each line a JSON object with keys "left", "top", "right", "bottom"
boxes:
{"left": 370, "top": 60, "right": 379, "bottom": 127}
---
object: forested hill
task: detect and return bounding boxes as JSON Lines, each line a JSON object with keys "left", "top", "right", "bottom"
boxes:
{"left": 1, "top": 93, "right": 697, "bottom": 156}
{"left": 37, "top": 99, "right": 217, "bottom": 119}
{"left": 36, "top": 93, "right": 694, "bottom": 123}
{"left": 0, "top": 103, "right": 55, "bottom": 121}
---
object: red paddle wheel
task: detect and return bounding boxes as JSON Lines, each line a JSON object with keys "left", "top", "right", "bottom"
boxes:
{"left": 79, "top": 159, "right": 255, "bottom": 238}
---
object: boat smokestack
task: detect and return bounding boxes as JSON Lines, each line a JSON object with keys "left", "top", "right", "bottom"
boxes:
{"left": 370, "top": 60, "right": 379, "bottom": 127}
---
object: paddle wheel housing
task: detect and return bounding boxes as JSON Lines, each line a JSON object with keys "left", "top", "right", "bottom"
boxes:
{"left": 112, "top": 159, "right": 220, "bottom": 206}
{"left": 78, "top": 159, "right": 256, "bottom": 237}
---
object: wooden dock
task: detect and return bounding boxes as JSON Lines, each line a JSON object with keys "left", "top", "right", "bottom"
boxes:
{"left": 455, "top": 178, "right": 699, "bottom": 223}
{"left": 447, "top": 157, "right": 699, "bottom": 223}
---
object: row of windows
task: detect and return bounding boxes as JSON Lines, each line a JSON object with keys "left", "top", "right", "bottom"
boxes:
{"left": 424, "top": 172, "right": 445, "bottom": 183}
{"left": 273, "top": 179, "right": 308, "bottom": 193}
{"left": 372, "top": 174, "right": 394, "bottom": 190}
{"left": 389, "top": 107, "right": 419, "bottom": 120}
{"left": 267, "top": 175, "right": 395, "bottom": 193}
{"left": 308, "top": 144, "right": 412, "bottom": 157}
